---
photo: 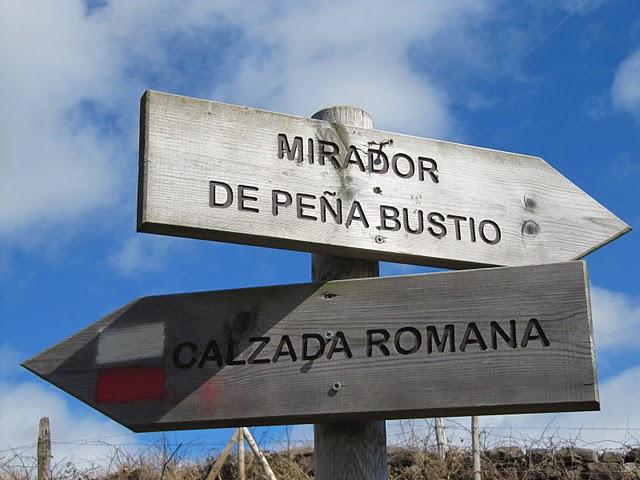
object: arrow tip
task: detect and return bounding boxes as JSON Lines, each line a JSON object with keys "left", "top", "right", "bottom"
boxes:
{"left": 573, "top": 213, "right": 631, "bottom": 260}
{"left": 21, "top": 356, "right": 44, "bottom": 377}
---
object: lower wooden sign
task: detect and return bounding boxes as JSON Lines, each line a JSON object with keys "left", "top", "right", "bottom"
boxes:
{"left": 24, "top": 261, "right": 597, "bottom": 432}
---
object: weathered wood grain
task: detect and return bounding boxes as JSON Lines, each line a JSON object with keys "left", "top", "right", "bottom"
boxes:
{"left": 315, "top": 422, "right": 388, "bottom": 479}
{"left": 138, "top": 90, "right": 628, "bottom": 269}
{"left": 311, "top": 105, "right": 387, "bottom": 480}
{"left": 37, "top": 417, "right": 51, "bottom": 480}
{"left": 23, "top": 261, "right": 598, "bottom": 432}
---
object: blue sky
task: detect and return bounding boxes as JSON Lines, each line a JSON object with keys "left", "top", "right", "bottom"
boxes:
{"left": 1, "top": 0, "right": 639, "bottom": 466}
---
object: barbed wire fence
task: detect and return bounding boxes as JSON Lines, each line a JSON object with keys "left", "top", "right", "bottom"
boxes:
{"left": 1, "top": 417, "right": 639, "bottom": 479}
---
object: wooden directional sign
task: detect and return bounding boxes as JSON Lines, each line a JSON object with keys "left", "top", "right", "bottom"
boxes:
{"left": 138, "top": 90, "right": 628, "bottom": 269}
{"left": 24, "top": 262, "right": 598, "bottom": 432}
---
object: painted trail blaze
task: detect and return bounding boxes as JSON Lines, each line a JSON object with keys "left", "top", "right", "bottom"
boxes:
{"left": 96, "top": 366, "right": 166, "bottom": 404}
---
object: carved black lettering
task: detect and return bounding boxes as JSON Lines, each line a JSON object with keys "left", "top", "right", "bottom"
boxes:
{"left": 447, "top": 214, "right": 467, "bottom": 241}
{"left": 271, "top": 189, "right": 292, "bottom": 216}
{"left": 296, "top": 193, "right": 317, "bottom": 220}
{"left": 394, "top": 326, "right": 422, "bottom": 355}
{"left": 402, "top": 208, "right": 424, "bottom": 234}
{"left": 366, "top": 329, "right": 390, "bottom": 357}
{"left": 277, "top": 133, "right": 303, "bottom": 162}
{"left": 469, "top": 216, "right": 477, "bottom": 242}
{"left": 380, "top": 205, "right": 400, "bottom": 231}
{"left": 327, "top": 331, "right": 353, "bottom": 359}
{"left": 319, "top": 195, "right": 342, "bottom": 224}
{"left": 307, "top": 138, "right": 315, "bottom": 164}
{"left": 226, "top": 337, "right": 245, "bottom": 365}
{"left": 391, "top": 153, "right": 415, "bottom": 178}
{"left": 302, "top": 333, "right": 325, "bottom": 360}
{"left": 345, "top": 201, "right": 369, "bottom": 228}
{"left": 344, "top": 145, "right": 366, "bottom": 171}
{"left": 210, "top": 181, "right": 233, "bottom": 208}
{"left": 427, "top": 212, "right": 447, "bottom": 238}
{"left": 173, "top": 341, "right": 197, "bottom": 369}
{"left": 418, "top": 157, "right": 439, "bottom": 183}
{"left": 247, "top": 337, "right": 271, "bottom": 364}
{"left": 238, "top": 185, "right": 259, "bottom": 213}
{"left": 319, "top": 140, "right": 341, "bottom": 168}
{"left": 521, "top": 318, "right": 550, "bottom": 347}
{"left": 460, "top": 323, "right": 488, "bottom": 352}
{"left": 490, "top": 320, "right": 517, "bottom": 349}
{"left": 426, "top": 325, "right": 455, "bottom": 353}
{"left": 198, "top": 340, "right": 224, "bottom": 368}
{"left": 479, "top": 220, "right": 501, "bottom": 245}
{"left": 273, "top": 335, "right": 298, "bottom": 362}
{"left": 368, "top": 149, "right": 389, "bottom": 174}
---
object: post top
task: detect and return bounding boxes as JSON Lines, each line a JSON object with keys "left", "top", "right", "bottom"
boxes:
{"left": 312, "top": 105, "right": 373, "bottom": 129}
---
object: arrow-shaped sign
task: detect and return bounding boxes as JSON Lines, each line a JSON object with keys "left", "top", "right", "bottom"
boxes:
{"left": 138, "top": 91, "right": 628, "bottom": 269}
{"left": 24, "top": 262, "right": 597, "bottom": 432}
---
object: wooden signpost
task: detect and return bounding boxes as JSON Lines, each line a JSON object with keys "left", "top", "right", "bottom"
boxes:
{"left": 24, "top": 261, "right": 597, "bottom": 432}
{"left": 25, "top": 91, "right": 630, "bottom": 480}
{"left": 138, "top": 91, "right": 628, "bottom": 269}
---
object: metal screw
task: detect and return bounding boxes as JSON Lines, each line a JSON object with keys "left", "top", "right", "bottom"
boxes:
{"left": 325, "top": 331, "right": 334, "bottom": 339}
{"left": 332, "top": 382, "right": 342, "bottom": 391}
{"left": 375, "top": 235, "right": 384, "bottom": 244}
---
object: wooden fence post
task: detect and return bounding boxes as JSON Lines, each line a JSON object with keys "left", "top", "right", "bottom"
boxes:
{"left": 206, "top": 429, "right": 239, "bottom": 480}
{"left": 238, "top": 427, "right": 246, "bottom": 480}
{"left": 435, "top": 417, "right": 448, "bottom": 461}
{"left": 472, "top": 416, "right": 481, "bottom": 480}
{"left": 311, "top": 106, "right": 388, "bottom": 480}
{"left": 242, "top": 428, "right": 277, "bottom": 480}
{"left": 37, "top": 417, "right": 51, "bottom": 480}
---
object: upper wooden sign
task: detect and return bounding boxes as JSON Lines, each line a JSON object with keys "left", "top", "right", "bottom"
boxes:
{"left": 138, "top": 90, "right": 628, "bottom": 268}
{"left": 23, "top": 262, "right": 597, "bottom": 432}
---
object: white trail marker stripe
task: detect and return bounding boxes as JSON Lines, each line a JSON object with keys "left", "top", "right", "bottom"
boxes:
{"left": 96, "top": 322, "right": 165, "bottom": 364}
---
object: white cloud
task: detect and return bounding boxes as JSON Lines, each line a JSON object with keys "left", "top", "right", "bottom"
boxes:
{"left": 0, "top": 0, "right": 219, "bottom": 239}
{"left": 210, "top": 1, "right": 493, "bottom": 137}
{"left": 0, "top": 0, "right": 501, "bottom": 243}
{"left": 0, "top": 0, "right": 121, "bottom": 237}
{"left": 107, "top": 236, "right": 174, "bottom": 276}
{"left": 591, "top": 286, "right": 640, "bottom": 351}
{"left": 612, "top": 48, "right": 640, "bottom": 116}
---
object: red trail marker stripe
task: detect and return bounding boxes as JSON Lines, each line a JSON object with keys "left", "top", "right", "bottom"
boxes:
{"left": 96, "top": 366, "right": 166, "bottom": 404}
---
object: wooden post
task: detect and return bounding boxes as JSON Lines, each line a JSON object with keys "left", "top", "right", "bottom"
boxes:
{"left": 238, "top": 427, "right": 246, "bottom": 480}
{"left": 472, "top": 416, "right": 481, "bottom": 480}
{"left": 242, "top": 427, "right": 277, "bottom": 480}
{"left": 206, "top": 429, "right": 239, "bottom": 480}
{"left": 435, "top": 417, "right": 447, "bottom": 461}
{"left": 311, "top": 106, "right": 388, "bottom": 480}
{"left": 37, "top": 417, "right": 51, "bottom": 480}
